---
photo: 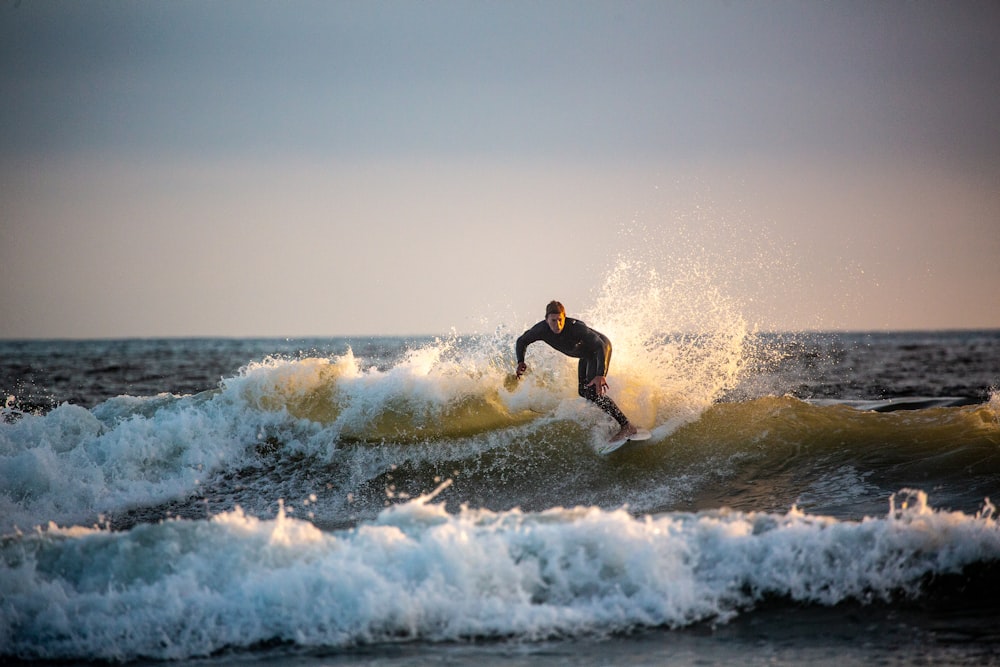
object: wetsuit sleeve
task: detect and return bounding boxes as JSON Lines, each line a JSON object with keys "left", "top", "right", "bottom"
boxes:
{"left": 515, "top": 322, "right": 545, "bottom": 364}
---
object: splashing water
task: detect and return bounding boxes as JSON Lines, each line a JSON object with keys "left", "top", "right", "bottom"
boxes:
{"left": 581, "top": 256, "right": 755, "bottom": 436}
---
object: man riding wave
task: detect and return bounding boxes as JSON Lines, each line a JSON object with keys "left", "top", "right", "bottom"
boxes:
{"left": 516, "top": 300, "right": 638, "bottom": 442}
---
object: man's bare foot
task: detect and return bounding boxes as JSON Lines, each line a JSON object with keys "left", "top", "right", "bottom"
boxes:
{"left": 610, "top": 423, "right": 638, "bottom": 442}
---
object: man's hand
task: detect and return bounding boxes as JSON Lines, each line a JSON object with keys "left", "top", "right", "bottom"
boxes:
{"left": 515, "top": 362, "right": 528, "bottom": 378}
{"left": 587, "top": 375, "right": 609, "bottom": 396}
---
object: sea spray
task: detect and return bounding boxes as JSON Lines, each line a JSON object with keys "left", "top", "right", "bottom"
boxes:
{"left": 583, "top": 256, "right": 757, "bottom": 436}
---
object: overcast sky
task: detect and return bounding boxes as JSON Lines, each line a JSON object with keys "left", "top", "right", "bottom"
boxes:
{"left": 2, "top": 0, "right": 998, "bottom": 338}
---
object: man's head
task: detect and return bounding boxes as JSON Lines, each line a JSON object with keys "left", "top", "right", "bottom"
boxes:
{"left": 545, "top": 300, "right": 566, "bottom": 334}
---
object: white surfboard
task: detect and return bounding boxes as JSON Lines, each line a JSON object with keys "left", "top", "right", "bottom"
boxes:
{"left": 596, "top": 428, "right": 652, "bottom": 456}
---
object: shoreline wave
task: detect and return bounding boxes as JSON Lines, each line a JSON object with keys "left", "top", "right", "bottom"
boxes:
{"left": 2, "top": 487, "right": 998, "bottom": 663}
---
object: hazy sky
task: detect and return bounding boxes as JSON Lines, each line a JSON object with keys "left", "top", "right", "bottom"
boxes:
{"left": 2, "top": 0, "right": 999, "bottom": 338}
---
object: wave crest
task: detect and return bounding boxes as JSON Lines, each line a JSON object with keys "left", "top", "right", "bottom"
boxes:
{"left": 4, "top": 490, "right": 999, "bottom": 662}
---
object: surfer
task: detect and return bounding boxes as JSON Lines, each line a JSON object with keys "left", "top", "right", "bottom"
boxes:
{"left": 515, "top": 300, "right": 638, "bottom": 442}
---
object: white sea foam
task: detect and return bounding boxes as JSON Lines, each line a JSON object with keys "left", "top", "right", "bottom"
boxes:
{"left": 0, "top": 382, "right": 298, "bottom": 533}
{"left": 2, "top": 488, "right": 997, "bottom": 662}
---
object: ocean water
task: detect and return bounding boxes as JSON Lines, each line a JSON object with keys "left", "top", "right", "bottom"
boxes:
{"left": 2, "top": 306, "right": 1000, "bottom": 664}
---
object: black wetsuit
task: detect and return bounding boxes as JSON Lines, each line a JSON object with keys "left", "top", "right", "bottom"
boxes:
{"left": 515, "top": 318, "right": 630, "bottom": 427}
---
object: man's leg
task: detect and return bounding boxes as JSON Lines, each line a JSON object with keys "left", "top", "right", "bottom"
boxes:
{"left": 578, "top": 356, "right": 630, "bottom": 427}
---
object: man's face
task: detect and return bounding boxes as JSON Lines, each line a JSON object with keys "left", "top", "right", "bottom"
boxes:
{"left": 546, "top": 312, "right": 565, "bottom": 334}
